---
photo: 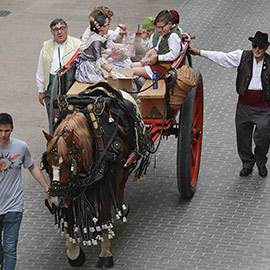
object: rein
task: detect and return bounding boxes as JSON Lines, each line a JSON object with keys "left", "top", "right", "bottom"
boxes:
{"left": 76, "top": 114, "right": 120, "bottom": 187}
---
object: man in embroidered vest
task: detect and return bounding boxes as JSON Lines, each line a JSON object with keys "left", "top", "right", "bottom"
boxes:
{"left": 36, "top": 18, "right": 80, "bottom": 118}
{"left": 189, "top": 31, "right": 270, "bottom": 177}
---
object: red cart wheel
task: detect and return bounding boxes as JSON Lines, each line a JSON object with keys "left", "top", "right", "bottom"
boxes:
{"left": 177, "top": 71, "right": 203, "bottom": 199}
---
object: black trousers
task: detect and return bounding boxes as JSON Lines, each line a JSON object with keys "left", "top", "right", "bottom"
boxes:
{"left": 44, "top": 90, "right": 51, "bottom": 120}
{"left": 235, "top": 103, "right": 270, "bottom": 169}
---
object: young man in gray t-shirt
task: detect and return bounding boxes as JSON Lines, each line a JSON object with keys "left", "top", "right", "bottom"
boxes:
{"left": 0, "top": 113, "right": 49, "bottom": 270}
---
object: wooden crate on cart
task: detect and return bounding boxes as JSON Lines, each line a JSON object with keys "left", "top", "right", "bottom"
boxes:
{"left": 137, "top": 79, "right": 167, "bottom": 118}
{"left": 137, "top": 65, "right": 197, "bottom": 118}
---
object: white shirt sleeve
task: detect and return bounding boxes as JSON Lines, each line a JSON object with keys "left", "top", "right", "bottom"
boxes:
{"left": 141, "top": 37, "right": 153, "bottom": 51}
{"left": 36, "top": 48, "right": 45, "bottom": 93}
{"left": 200, "top": 49, "right": 243, "bottom": 68}
{"left": 158, "top": 33, "right": 181, "bottom": 62}
{"left": 108, "top": 27, "right": 122, "bottom": 41}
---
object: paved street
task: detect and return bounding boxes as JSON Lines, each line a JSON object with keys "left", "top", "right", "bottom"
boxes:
{"left": 1, "top": 0, "right": 270, "bottom": 269}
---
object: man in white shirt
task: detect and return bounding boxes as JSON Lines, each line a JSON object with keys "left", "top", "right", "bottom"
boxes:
{"left": 189, "top": 31, "right": 270, "bottom": 177}
{"left": 36, "top": 18, "right": 80, "bottom": 118}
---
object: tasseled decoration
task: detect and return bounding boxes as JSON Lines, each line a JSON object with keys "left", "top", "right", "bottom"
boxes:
{"left": 52, "top": 170, "right": 127, "bottom": 245}
{"left": 133, "top": 152, "right": 152, "bottom": 181}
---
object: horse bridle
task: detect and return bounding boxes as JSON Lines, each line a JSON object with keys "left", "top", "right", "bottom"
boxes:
{"left": 41, "top": 129, "right": 84, "bottom": 200}
{"left": 42, "top": 120, "right": 121, "bottom": 199}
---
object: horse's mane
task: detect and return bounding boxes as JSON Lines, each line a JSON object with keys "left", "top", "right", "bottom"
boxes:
{"left": 48, "top": 112, "right": 93, "bottom": 170}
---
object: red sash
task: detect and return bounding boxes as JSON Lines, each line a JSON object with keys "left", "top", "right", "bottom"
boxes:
{"left": 238, "top": 90, "right": 270, "bottom": 107}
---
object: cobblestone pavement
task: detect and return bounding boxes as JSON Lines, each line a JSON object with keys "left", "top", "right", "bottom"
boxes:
{"left": 1, "top": 0, "right": 270, "bottom": 269}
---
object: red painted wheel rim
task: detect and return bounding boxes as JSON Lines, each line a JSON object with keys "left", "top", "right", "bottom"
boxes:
{"left": 190, "top": 81, "right": 203, "bottom": 187}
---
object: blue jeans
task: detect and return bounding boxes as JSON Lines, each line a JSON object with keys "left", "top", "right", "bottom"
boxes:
{"left": 0, "top": 212, "right": 23, "bottom": 270}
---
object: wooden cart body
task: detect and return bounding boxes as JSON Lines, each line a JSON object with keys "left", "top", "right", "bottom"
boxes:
{"left": 48, "top": 34, "right": 203, "bottom": 199}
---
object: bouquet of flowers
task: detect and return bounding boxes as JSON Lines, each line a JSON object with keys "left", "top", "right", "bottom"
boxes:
{"left": 109, "top": 42, "right": 130, "bottom": 61}
{"left": 106, "top": 31, "right": 136, "bottom": 61}
{"left": 123, "top": 31, "right": 136, "bottom": 58}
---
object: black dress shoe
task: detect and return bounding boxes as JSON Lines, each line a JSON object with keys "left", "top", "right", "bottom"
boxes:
{"left": 258, "top": 166, "right": 268, "bottom": 177}
{"left": 239, "top": 167, "right": 253, "bottom": 177}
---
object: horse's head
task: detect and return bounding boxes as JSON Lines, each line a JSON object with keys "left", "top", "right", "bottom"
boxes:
{"left": 42, "top": 112, "right": 94, "bottom": 207}
{"left": 43, "top": 130, "right": 77, "bottom": 207}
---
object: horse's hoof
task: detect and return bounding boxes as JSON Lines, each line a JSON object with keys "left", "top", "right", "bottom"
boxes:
{"left": 95, "top": 256, "right": 114, "bottom": 268}
{"left": 68, "top": 247, "right": 86, "bottom": 267}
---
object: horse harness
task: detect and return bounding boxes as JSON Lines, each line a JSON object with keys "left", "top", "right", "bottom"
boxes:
{"left": 41, "top": 82, "right": 149, "bottom": 201}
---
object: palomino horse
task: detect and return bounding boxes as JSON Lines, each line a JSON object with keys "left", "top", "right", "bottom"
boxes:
{"left": 42, "top": 108, "right": 141, "bottom": 268}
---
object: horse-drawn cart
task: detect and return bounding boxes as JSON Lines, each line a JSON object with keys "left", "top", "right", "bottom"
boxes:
{"left": 42, "top": 33, "right": 203, "bottom": 268}
{"left": 48, "top": 33, "right": 203, "bottom": 199}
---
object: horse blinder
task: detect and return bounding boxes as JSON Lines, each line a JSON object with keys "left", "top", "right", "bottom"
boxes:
{"left": 40, "top": 152, "right": 49, "bottom": 173}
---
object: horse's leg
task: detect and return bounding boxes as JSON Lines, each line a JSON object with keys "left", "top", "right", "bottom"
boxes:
{"left": 119, "top": 174, "right": 130, "bottom": 217}
{"left": 95, "top": 230, "right": 114, "bottom": 268}
{"left": 65, "top": 234, "right": 86, "bottom": 267}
